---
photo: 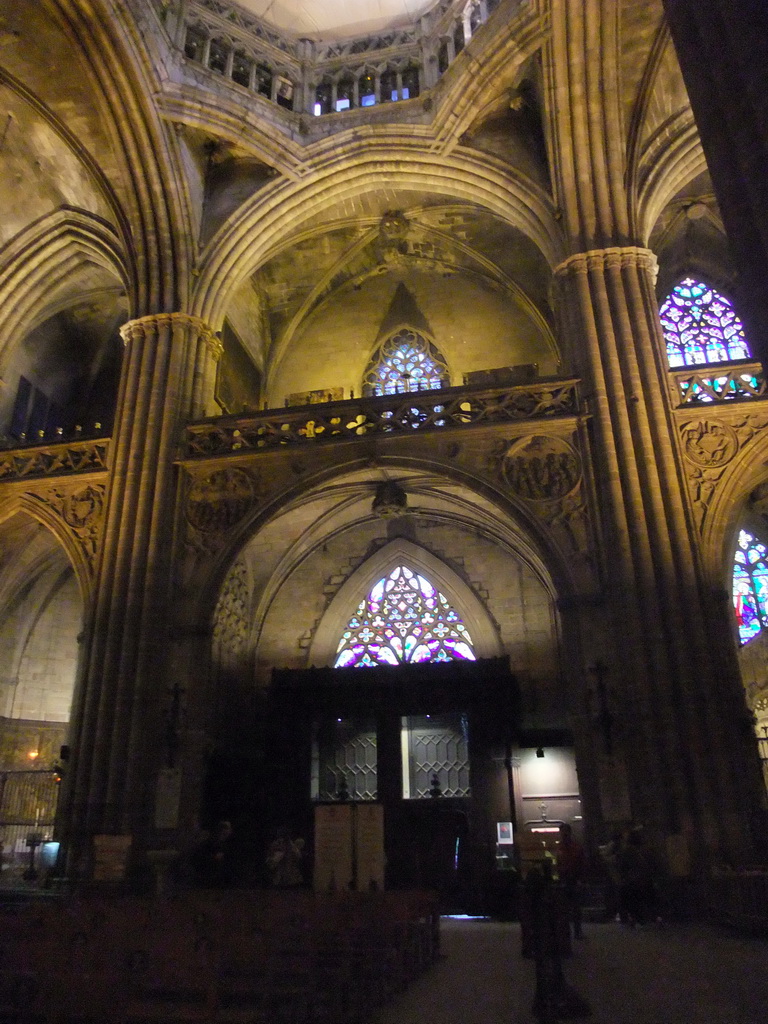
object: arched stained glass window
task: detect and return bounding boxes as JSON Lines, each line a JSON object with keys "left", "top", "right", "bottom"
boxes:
{"left": 334, "top": 565, "right": 476, "bottom": 667}
{"left": 661, "top": 278, "right": 750, "bottom": 368}
{"left": 362, "top": 328, "right": 450, "bottom": 396}
{"left": 733, "top": 529, "right": 768, "bottom": 643}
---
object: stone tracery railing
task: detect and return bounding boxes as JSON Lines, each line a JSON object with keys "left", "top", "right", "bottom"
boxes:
{"left": 670, "top": 360, "right": 767, "bottom": 406}
{"left": 183, "top": 378, "right": 580, "bottom": 459}
{"left": 0, "top": 439, "right": 110, "bottom": 481}
{"left": 152, "top": 0, "right": 514, "bottom": 119}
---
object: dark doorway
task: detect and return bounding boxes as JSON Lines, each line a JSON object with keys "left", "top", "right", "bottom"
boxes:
{"left": 267, "top": 658, "right": 519, "bottom": 910}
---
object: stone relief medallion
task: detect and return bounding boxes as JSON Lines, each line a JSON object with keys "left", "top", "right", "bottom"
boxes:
{"left": 681, "top": 420, "right": 738, "bottom": 467}
{"left": 40, "top": 484, "right": 106, "bottom": 574}
{"left": 502, "top": 435, "right": 581, "bottom": 502}
{"left": 60, "top": 485, "right": 104, "bottom": 529}
{"left": 186, "top": 468, "right": 255, "bottom": 533}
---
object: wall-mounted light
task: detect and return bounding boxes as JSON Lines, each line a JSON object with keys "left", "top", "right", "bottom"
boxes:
{"left": 536, "top": 747, "right": 545, "bottom": 758}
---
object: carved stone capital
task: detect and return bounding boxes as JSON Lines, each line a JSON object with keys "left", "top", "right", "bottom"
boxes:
{"left": 120, "top": 313, "right": 223, "bottom": 360}
{"left": 555, "top": 246, "right": 659, "bottom": 280}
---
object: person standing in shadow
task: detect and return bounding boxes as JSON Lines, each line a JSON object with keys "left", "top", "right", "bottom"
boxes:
{"left": 265, "top": 830, "right": 305, "bottom": 888}
{"left": 557, "top": 823, "right": 587, "bottom": 940}
{"left": 617, "top": 826, "right": 655, "bottom": 926}
{"left": 189, "top": 819, "right": 235, "bottom": 889}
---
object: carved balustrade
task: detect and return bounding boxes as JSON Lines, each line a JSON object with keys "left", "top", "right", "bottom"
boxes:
{"left": 4, "top": 365, "right": 768, "bottom": 484}
{"left": 151, "top": 0, "right": 513, "bottom": 119}
{"left": 183, "top": 377, "right": 580, "bottom": 460}
{"left": 0, "top": 438, "right": 109, "bottom": 482}
{"left": 670, "top": 360, "right": 767, "bottom": 406}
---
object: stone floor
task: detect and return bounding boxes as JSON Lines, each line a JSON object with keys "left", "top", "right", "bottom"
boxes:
{"left": 368, "top": 917, "right": 768, "bottom": 1024}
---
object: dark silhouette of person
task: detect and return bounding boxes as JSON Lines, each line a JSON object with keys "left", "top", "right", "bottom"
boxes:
{"left": 557, "top": 823, "right": 587, "bottom": 939}
{"left": 189, "top": 819, "right": 235, "bottom": 888}
{"left": 617, "top": 827, "right": 655, "bottom": 926}
{"left": 265, "top": 830, "right": 304, "bottom": 888}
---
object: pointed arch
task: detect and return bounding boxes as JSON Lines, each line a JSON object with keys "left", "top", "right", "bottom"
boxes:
{"left": 0, "top": 208, "right": 129, "bottom": 359}
{"left": 308, "top": 538, "right": 502, "bottom": 667}
{"left": 48, "top": 0, "right": 195, "bottom": 312}
{"left": 192, "top": 151, "right": 563, "bottom": 328}
{"left": 0, "top": 495, "right": 95, "bottom": 607}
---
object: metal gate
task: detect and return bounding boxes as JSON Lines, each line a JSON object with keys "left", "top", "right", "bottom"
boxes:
{"left": 0, "top": 769, "right": 59, "bottom": 881}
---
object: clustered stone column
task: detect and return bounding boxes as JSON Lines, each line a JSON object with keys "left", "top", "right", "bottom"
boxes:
{"left": 555, "top": 248, "right": 765, "bottom": 864}
{"left": 64, "top": 313, "right": 221, "bottom": 875}
{"left": 546, "top": 0, "right": 765, "bottom": 866}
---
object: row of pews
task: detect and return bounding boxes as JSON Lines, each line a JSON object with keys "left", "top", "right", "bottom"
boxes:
{"left": 0, "top": 888, "right": 440, "bottom": 1023}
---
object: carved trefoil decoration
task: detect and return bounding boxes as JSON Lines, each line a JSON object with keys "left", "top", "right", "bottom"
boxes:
{"left": 42, "top": 484, "right": 105, "bottom": 574}
{"left": 681, "top": 420, "right": 739, "bottom": 468}
{"left": 0, "top": 440, "right": 109, "bottom": 482}
{"left": 212, "top": 559, "right": 250, "bottom": 657}
{"left": 680, "top": 419, "right": 740, "bottom": 530}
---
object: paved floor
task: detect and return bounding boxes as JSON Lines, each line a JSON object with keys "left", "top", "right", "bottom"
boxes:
{"left": 368, "top": 918, "right": 768, "bottom": 1024}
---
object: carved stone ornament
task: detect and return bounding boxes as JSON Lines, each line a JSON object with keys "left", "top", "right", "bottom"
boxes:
{"left": 43, "top": 484, "right": 105, "bottom": 571}
{"left": 376, "top": 210, "right": 410, "bottom": 263}
{"left": 186, "top": 468, "right": 255, "bottom": 534}
{"left": 371, "top": 480, "right": 409, "bottom": 518}
{"left": 60, "top": 486, "right": 103, "bottom": 530}
{"left": 750, "top": 481, "right": 768, "bottom": 517}
{"left": 502, "top": 435, "right": 581, "bottom": 502}
{"left": 681, "top": 420, "right": 738, "bottom": 468}
{"left": 682, "top": 413, "right": 768, "bottom": 531}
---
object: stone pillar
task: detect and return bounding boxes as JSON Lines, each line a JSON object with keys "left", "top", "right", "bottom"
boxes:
{"left": 555, "top": 248, "right": 765, "bottom": 865}
{"left": 662, "top": 0, "right": 768, "bottom": 367}
{"left": 63, "top": 313, "right": 222, "bottom": 876}
{"left": 543, "top": 0, "right": 767, "bottom": 867}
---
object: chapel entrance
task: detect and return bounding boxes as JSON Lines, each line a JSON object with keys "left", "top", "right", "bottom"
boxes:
{"left": 266, "top": 658, "right": 519, "bottom": 910}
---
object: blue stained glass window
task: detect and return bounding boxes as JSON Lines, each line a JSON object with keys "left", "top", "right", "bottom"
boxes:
{"left": 362, "top": 328, "right": 450, "bottom": 396}
{"left": 733, "top": 529, "right": 768, "bottom": 644}
{"left": 661, "top": 278, "right": 750, "bottom": 368}
{"left": 334, "top": 565, "right": 476, "bottom": 668}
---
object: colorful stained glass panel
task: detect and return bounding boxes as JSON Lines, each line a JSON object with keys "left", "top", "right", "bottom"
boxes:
{"left": 362, "top": 329, "right": 450, "bottom": 396}
{"left": 733, "top": 530, "right": 768, "bottom": 643}
{"left": 334, "top": 565, "right": 476, "bottom": 667}
{"left": 661, "top": 278, "right": 750, "bottom": 368}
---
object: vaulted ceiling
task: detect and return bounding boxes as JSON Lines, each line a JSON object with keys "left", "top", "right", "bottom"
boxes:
{"left": 235, "top": 0, "right": 438, "bottom": 39}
